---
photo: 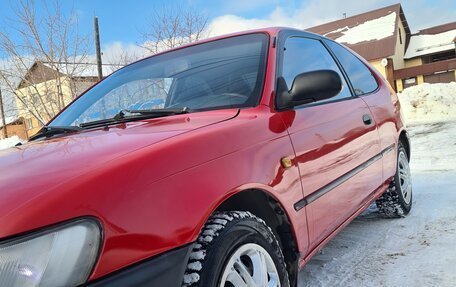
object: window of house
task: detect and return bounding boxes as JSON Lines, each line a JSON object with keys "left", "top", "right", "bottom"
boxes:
{"left": 281, "top": 37, "right": 352, "bottom": 103}
{"left": 26, "top": 118, "right": 33, "bottom": 129}
{"left": 431, "top": 50, "right": 456, "bottom": 62}
{"left": 399, "top": 28, "right": 403, "bottom": 44}
{"left": 325, "top": 40, "right": 378, "bottom": 96}
{"left": 403, "top": 77, "right": 417, "bottom": 89}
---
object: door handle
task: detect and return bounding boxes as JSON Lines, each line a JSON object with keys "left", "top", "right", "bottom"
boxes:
{"left": 362, "top": 114, "right": 372, "bottom": 125}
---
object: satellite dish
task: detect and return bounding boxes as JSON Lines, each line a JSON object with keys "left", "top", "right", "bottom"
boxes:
{"left": 381, "top": 58, "right": 388, "bottom": 67}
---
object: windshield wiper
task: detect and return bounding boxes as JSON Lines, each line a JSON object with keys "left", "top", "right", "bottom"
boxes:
{"left": 79, "top": 107, "right": 190, "bottom": 128}
{"left": 115, "top": 107, "right": 190, "bottom": 119}
{"left": 28, "top": 125, "right": 82, "bottom": 141}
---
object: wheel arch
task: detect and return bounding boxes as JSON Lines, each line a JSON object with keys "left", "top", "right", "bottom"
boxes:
{"left": 214, "top": 188, "right": 300, "bottom": 287}
{"left": 398, "top": 129, "right": 411, "bottom": 161}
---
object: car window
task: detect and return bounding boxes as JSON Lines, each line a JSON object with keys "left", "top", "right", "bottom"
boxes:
{"left": 325, "top": 40, "right": 378, "bottom": 96}
{"left": 50, "top": 33, "right": 268, "bottom": 127}
{"left": 76, "top": 78, "right": 173, "bottom": 123}
{"left": 281, "top": 37, "right": 352, "bottom": 103}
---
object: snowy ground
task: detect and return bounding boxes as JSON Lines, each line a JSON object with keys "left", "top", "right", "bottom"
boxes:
{"left": 298, "top": 120, "right": 456, "bottom": 286}
{"left": 0, "top": 135, "right": 21, "bottom": 150}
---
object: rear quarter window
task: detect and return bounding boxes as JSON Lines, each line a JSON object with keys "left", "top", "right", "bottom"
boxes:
{"left": 325, "top": 40, "right": 378, "bottom": 96}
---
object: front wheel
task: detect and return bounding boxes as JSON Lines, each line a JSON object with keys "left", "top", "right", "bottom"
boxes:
{"left": 376, "top": 141, "right": 413, "bottom": 217}
{"left": 182, "top": 211, "right": 289, "bottom": 287}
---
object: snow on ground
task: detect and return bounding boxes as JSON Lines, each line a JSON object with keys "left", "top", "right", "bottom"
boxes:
{"left": 0, "top": 136, "right": 21, "bottom": 150}
{"left": 299, "top": 84, "right": 456, "bottom": 286}
{"left": 398, "top": 82, "right": 456, "bottom": 125}
{"left": 299, "top": 169, "right": 456, "bottom": 286}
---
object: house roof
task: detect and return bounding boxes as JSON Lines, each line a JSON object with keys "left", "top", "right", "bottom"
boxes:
{"left": 404, "top": 22, "right": 456, "bottom": 59}
{"left": 307, "top": 3, "right": 410, "bottom": 61}
{"left": 17, "top": 61, "right": 119, "bottom": 89}
{"left": 0, "top": 116, "right": 21, "bottom": 128}
{"left": 41, "top": 62, "right": 116, "bottom": 78}
{"left": 417, "top": 22, "right": 456, "bottom": 35}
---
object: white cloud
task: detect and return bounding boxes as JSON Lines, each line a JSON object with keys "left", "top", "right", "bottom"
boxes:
{"left": 219, "top": 0, "right": 280, "bottom": 14}
{"left": 206, "top": 14, "right": 296, "bottom": 36}
{"left": 101, "top": 41, "right": 150, "bottom": 65}
{"left": 207, "top": 0, "right": 456, "bottom": 36}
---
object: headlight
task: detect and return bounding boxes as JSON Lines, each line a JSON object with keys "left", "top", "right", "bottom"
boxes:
{"left": 0, "top": 219, "right": 101, "bottom": 287}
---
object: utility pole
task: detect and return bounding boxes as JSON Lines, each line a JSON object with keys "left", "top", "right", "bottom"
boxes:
{"left": 94, "top": 16, "right": 103, "bottom": 81}
{"left": 0, "top": 88, "right": 7, "bottom": 139}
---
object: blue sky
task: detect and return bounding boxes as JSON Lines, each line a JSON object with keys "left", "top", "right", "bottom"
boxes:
{"left": 0, "top": 0, "right": 278, "bottom": 46}
{"left": 0, "top": 0, "right": 454, "bottom": 51}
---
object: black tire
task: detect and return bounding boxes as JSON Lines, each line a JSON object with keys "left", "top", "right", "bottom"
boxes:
{"left": 376, "top": 141, "right": 413, "bottom": 217}
{"left": 182, "top": 211, "right": 290, "bottom": 287}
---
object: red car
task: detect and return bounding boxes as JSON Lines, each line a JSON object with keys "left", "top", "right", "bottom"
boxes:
{"left": 0, "top": 27, "right": 412, "bottom": 287}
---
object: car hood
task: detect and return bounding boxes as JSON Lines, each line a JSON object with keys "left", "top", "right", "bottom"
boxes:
{"left": 0, "top": 109, "right": 238, "bottom": 228}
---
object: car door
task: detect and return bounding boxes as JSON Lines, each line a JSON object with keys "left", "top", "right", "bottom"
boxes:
{"left": 277, "top": 35, "right": 383, "bottom": 247}
{"left": 324, "top": 39, "right": 399, "bottom": 183}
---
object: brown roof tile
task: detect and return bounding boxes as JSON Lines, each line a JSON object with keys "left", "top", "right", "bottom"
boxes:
{"left": 417, "top": 22, "right": 456, "bottom": 35}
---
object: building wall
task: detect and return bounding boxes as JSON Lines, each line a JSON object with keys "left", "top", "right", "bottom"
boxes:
{"left": 395, "top": 57, "right": 456, "bottom": 92}
{"left": 404, "top": 57, "right": 423, "bottom": 68}
{"left": 390, "top": 19, "right": 407, "bottom": 70}
{"left": 369, "top": 58, "right": 396, "bottom": 90}
{"left": 370, "top": 59, "right": 387, "bottom": 78}
{"left": 15, "top": 76, "right": 78, "bottom": 137}
{"left": 74, "top": 80, "right": 97, "bottom": 96}
{"left": 0, "top": 123, "right": 28, "bottom": 140}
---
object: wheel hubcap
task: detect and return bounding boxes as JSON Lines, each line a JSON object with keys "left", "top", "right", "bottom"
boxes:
{"left": 398, "top": 151, "right": 412, "bottom": 204}
{"left": 219, "top": 243, "right": 280, "bottom": 287}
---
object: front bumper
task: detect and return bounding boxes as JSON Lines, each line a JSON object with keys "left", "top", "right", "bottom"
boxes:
{"left": 86, "top": 244, "right": 193, "bottom": 287}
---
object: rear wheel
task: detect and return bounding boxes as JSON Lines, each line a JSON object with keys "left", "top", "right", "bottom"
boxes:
{"left": 376, "top": 142, "right": 413, "bottom": 217}
{"left": 182, "top": 211, "right": 289, "bottom": 287}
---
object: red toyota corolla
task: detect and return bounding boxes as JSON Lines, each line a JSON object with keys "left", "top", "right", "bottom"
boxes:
{"left": 0, "top": 27, "right": 412, "bottom": 287}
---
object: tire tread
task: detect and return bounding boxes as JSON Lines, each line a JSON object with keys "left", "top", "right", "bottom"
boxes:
{"left": 182, "top": 211, "right": 289, "bottom": 286}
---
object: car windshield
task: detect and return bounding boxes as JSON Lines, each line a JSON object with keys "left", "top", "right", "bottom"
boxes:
{"left": 50, "top": 33, "right": 268, "bottom": 127}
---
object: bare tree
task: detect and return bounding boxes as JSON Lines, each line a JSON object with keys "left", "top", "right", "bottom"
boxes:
{"left": 141, "top": 7, "right": 209, "bottom": 54}
{"left": 102, "top": 45, "right": 146, "bottom": 72}
{"left": 0, "top": 0, "right": 91, "bottom": 124}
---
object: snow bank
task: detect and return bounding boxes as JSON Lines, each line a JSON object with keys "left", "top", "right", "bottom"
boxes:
{"left": 0, "top": 136, "right": 22, "bottom": 151}
{"left": 398, "top": 82, "right": 456, "bottom": 125}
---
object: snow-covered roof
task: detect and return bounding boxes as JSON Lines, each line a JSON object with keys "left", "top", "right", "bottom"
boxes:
{"left": 0, "top": 116, "right": 19, "bottom": 128}
{"left": 307, "top": 4, "right": 409, "bottom": 61}
{"left": 325, "top": 12, "right": 397, "bottom": 45}
{"left": 42, "top": 62, "right": 116, "bottom": 78}
{"left": 404, "top": 29, "right": 456, "bottom": 59}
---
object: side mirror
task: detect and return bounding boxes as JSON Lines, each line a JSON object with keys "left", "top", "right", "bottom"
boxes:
{"left": 276, "top": 70, "right": 343, "bottom": 110}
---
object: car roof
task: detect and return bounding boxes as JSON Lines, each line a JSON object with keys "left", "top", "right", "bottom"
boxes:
{"left": 124, "top": 27, "right": 324, "bottom": 68}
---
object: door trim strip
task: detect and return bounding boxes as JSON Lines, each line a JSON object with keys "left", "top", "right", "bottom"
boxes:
{"left": 294, "top": 144, "right": 395, "bottom": 211}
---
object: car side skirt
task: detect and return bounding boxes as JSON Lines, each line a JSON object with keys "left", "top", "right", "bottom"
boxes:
{"left": 298, "top": 179, "right": 391, "bottom": 269}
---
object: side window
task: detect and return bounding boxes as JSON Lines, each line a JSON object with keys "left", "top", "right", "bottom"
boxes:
{"left": 325, "top": 40, "right": 378, "bottom": 96}
{"left": 281, "top": 37, "right": 352, "bottom": 102}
